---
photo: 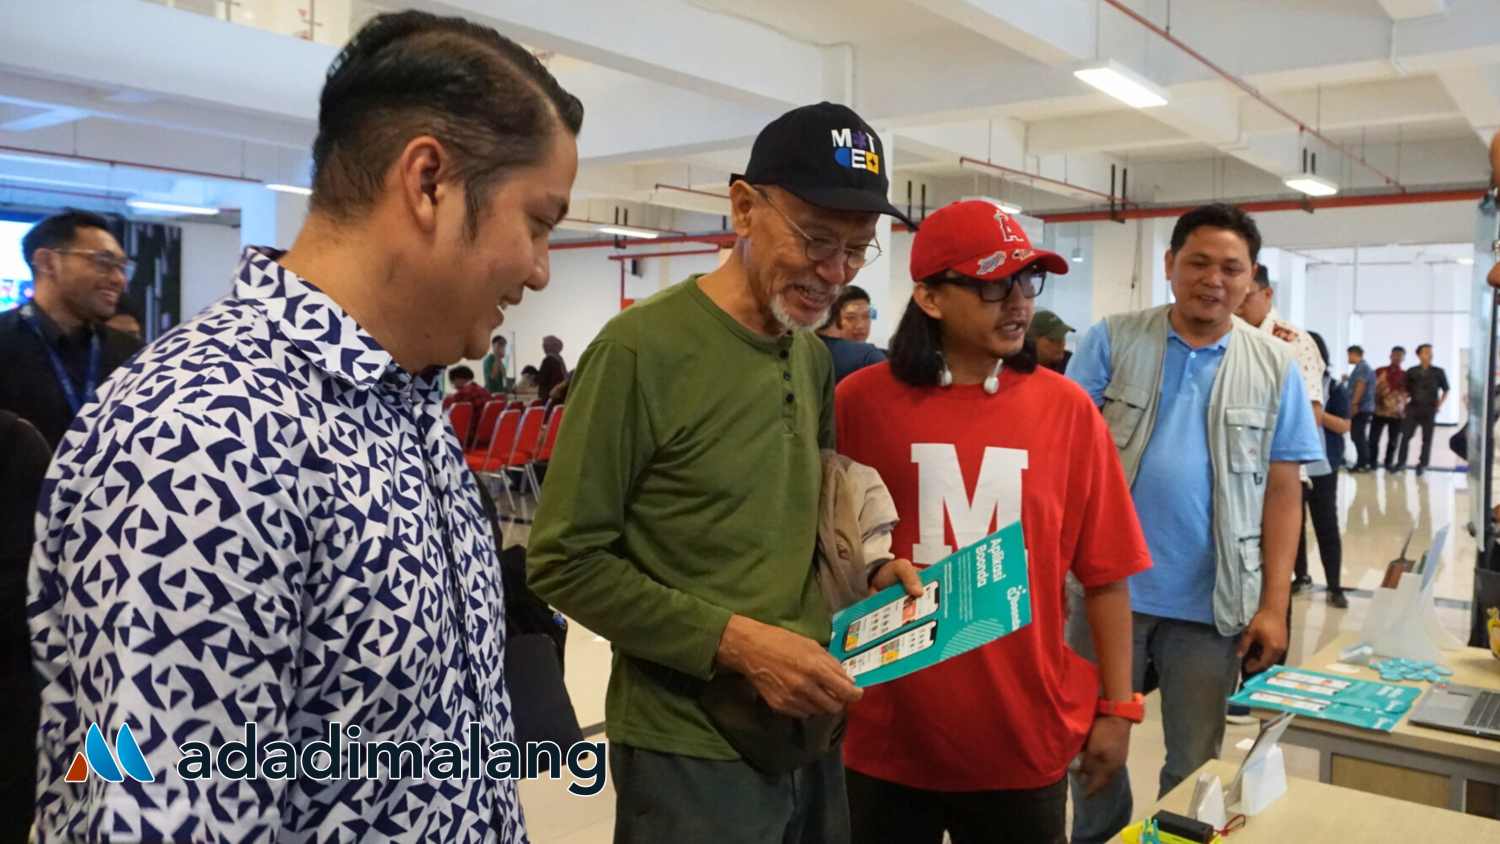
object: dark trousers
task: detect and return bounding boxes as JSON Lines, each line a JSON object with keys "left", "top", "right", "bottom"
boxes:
{"left": 848, "top": 768, "right": 1066, "bottom": 844}
{"left": 1294, "top": 473, "right": 1343, "bottom": 591}
{"left": 1399, "top": 407, "right": 1438, "bottom": 469}
{"left": 1372, "top": 415, "right": 1404, "bottom": 468}
{"left": 610, "top": 743, "right": 849, "bottom": 844}
{"left": 1351, "top": 412, "right": 1374, "bottom": 468}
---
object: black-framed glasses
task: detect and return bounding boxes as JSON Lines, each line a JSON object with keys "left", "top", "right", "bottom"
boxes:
{"left": 753, "top": 187, "right": 882, "bottom": 269}
{"left": 939, "top": 269, "right": 1047, "bottom": 302}
{"left": 53, "top": 248, "right": 136, "bottom": 278}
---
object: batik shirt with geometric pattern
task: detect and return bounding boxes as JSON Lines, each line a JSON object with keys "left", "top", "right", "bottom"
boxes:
{"left": 29, "top": 248, "right": 526, "bottom": 843}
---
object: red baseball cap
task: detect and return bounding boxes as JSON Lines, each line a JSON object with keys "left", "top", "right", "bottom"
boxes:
{"left": 910, "top": 199, "right": 1069, "bottom": 283}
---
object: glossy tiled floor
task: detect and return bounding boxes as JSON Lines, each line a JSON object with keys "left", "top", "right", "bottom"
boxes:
{"left": 499, "top": 453, "right": 1486, "bottom": 843}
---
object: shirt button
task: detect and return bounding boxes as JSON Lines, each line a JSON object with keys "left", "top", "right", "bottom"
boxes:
{"left": 786, "top": 393, "right": 795, "bottom": 404}
{"left": 783, "top": 372, "right": 791, "bottom": 382}
{"left": 780, "top": 350, "right": 789, "bottom": 359}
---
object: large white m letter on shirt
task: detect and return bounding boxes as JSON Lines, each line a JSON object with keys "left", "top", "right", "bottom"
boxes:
{"left": 911, "top": 444, "right": 1028, "bottom": 565}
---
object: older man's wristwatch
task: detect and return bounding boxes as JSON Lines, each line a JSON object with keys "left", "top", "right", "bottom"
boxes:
{"left": 1097, "top": 693, "right": 1147, "bottom": 723}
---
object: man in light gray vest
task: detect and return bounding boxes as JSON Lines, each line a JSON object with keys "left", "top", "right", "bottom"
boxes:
{"left": 1064, "top": 204, "right": 1325, "bottom": 843}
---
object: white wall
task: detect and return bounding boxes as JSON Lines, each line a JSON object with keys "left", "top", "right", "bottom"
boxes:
{"left": 1305, "top": 257, "right": 1470, "bottom": 425}
{"left": 178, "top": 221, "right": 244, "bottom": 320}
{"left": 457, "top": 245, "right": 724, "bottom": 380}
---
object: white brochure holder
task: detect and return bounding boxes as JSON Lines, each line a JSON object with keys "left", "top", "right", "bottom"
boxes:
{"left": 1190, "top": 772, "right": 1228, "bottom": 829}
{"left": 1363, "top": 526, "right": 1464, "bottom": 661}
{"left": 1232, "top": 745, "right": 1288, "bottom": 816}
{"left": 1229, "top": 712, "right": 1293, "bottom": 816}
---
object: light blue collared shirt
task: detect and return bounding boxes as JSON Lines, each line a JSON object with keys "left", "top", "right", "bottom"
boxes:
{"left": 1067, "top": 319, "right": 1324, "bottom": 625}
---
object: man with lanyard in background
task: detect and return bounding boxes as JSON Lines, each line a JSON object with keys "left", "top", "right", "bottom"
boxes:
{"left": 0, "top": 210, "right": 142, "bottom": 448}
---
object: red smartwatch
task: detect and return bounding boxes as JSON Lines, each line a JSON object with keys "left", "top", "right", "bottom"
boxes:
{"left": 1096, "top": 693, "right": 1146, "bottom": 723}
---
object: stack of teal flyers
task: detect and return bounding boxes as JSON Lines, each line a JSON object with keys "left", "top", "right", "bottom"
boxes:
{"left": 1227, "top": 666, "right": 1423, "bottom": 732}
{"left": 828, "top": 521, "right": 1032, "bottom": 688}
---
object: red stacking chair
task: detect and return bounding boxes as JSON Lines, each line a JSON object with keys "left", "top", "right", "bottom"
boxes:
{"left": 539, "top": 405, "right": 564, "bottom": 459}
{"left": 488, "top": 406, "right": 546, "bottom": 516}
{"left": 530, "top": 405, "right": 566, "bottom": 503}
{"left": 447, "top": 402, "right": 476, "bottom": 449}
{"left": 528, "top": 398, "right": 546, "bottom": 408}
{"left": 466, "top": 408, "right": 521, "bottom": 474}
{"left": 506, "top": 400, "right": 526, "bottom": 413}
{"left": 470, "top": 399, "right": 505, "bottom": 450}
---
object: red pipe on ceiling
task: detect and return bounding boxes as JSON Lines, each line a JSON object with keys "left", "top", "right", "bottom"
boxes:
{"left": 606, "top": 247, "right": 722, "bottom": 261}
{"left": 653, "top": 183, "right": 730, "bottom": 201}
{"left": 0, "top": 143, "right": 262, "bottom": 185}
{"left": 552, "top": 231, "right": 736, "bottom": 251}
{"left": 958, "top": 157, "right": 1116, "bottom": 202}
{"left": 1035, "top": 187, "right": 1485, "bottom": 224}
{"left": 1099, "top": 0, "right": 1406, "bottom": 192}
{"left": 0, "top": 181, "right": 134, "bottom": 203}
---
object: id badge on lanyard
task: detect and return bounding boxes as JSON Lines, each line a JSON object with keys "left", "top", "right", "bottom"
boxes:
{"left": 20, "top": 304, "right": 101, "bottom": 414}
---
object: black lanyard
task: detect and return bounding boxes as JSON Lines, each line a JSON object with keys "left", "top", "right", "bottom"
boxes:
{"left": 20, "top": 304, "right": 101, "bottom": 414}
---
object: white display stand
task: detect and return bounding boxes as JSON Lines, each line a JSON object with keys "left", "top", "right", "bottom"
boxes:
{"left": 1228, "top": 712, "right": 1294, "bottom": 817}
{"left": 1190, "top": 773, "right": 1228, "bottom": 828}
{"left": 1361, "top": 526, "right": 1465, "bottom": 661}
{"left": 1231, "top": 745, "right": 1288, "bottom": 816}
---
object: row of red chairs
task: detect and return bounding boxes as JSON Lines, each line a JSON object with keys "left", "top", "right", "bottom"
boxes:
{"left": 447, "top": 402, "right": 565, "bottom": 511}
{"left": 448, "top": 397, "right": 551, "bottom": 451}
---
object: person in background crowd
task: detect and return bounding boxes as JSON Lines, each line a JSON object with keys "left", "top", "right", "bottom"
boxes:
{"left": 0, "top": 411, "right": 49, "bottom": 843}
{"left": 105, "top": 294, "right": 144, "bottom": 340}
{"left": 1373, "top": 346, "right": 1409, "bottom": 471}
{"left": 29, "top": 11, "right": 581, "bottom": 841}
{"left": 444, "top": 364, "right": 492, "bottom": 409}
{"left": 517, "top": 363, "right": 540, "bottom": 395}
{"left": 536, "top": 333, "right": 569, "bottom": 399}
{"left": 1235, "top": 265, "right": 1326, "bottom": 600}
{"left": 0, "top": 210, "right": 142, "bottom": 448}
{"left": 818, "top": 285, "right": 886, "bottom": 382}
{"left": 1236, "top": 265, "right": 1326, "bottom": 423}
{"left": 1066, "top": 204, "right": 1323, "bottom": 843}
{"left": 1300, "top": 333, "right": 1351, "bottom": 609}
{"left": 823, "top": 283, "right": 876, "bottom": 342}
{"left": 1029, "top": 309, "right": 1074, "bottom": 374}
{"left": 1346, "top": 345, "right": 1376, "bottom": 471}
{"left": 483, "top": 333, "right": 511, "bottom": 392}
{"left": 1400, "top": 343, "right": 1449, "bottom": 476}
{"left": 529, "top": 101, "right": 919, "bottom": 844}
{"left": 835, "top": 200, "right": 1149, "bottom": 844}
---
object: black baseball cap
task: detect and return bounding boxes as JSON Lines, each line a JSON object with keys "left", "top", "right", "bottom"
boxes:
{"left": 735, "top": 102, "right": 916, "bottom": 229}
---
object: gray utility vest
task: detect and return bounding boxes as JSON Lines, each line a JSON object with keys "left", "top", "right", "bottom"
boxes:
{"left": 1101, "top": 305, "right": 1295, "bottom": 636}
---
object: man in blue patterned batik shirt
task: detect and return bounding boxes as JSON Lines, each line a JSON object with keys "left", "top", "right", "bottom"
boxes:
{"left": 29, "top": 11, "right": 580, "bottom": 843}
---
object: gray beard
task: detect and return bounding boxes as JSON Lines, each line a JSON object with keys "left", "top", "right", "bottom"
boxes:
{"left": 770, "top": 284, "right": 840, "bottom": 335}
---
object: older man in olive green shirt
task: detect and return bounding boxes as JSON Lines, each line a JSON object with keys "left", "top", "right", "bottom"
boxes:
{"left": 528, "top": 102, "right": 919, "bottom": 844}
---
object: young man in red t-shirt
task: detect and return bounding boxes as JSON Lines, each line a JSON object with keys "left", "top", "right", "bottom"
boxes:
{"left": 835, "top": 200, "right": 1151, "bottom": 843}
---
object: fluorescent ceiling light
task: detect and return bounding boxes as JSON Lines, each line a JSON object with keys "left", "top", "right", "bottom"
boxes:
{"left": 265, "top": 183, "right": 312, "bottom": 196}
{"left": 1458, "top": 257, "right": 1475, "bottom": 266}
{"left": 595, "top": 225, "right": 660, "bottom": 240}
{"left": 1073, "top": 61, "right": 1168, "bottom": 109}
{"left": 126, "top": 199, "right": 220, "bottom": 216}
{"left": 1071, "top": 247, "right": 1085, "bottom": 264}
{"left": 1283, "top": 174, "right": 1339, "bottom": 197}
{"left": 995, "top": 201, "right": 1023, "bottom": 215}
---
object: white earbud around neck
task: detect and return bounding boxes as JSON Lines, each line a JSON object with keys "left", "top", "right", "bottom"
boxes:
{"left": 938, "top": 357, "right": 1003, "bottom": 393}
{"left": 983, "top": 359, "right": 1004, "bottom": 395}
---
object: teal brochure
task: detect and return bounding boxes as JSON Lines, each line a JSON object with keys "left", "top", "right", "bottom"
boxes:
{"left": 1228, "top": 666, "right": 1423, "bottom": 732}
{"left": 828, "top": 521, "right": 1031, "bottom": 688}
